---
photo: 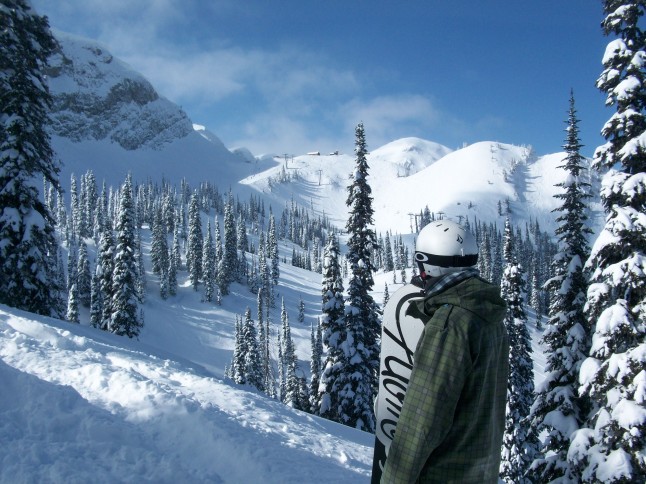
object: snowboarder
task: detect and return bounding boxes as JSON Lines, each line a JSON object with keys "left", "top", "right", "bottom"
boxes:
{"left": 380, "top": 220, "right": 509, "bottom": 483}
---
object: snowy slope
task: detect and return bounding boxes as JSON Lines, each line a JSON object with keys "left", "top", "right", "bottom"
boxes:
{"left": 0, "top": 304, "right": 372, "bottom": 483}
{"left": 239, "top": 140, "right": 603, "bottom": 236}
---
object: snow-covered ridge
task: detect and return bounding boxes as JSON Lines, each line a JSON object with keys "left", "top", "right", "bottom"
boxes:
{"left": 46, "top": 31, "right": 193, "bottom": 150}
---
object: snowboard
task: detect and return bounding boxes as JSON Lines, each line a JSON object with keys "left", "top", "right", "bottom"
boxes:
{"left": 371, "top": 282, "right": 426, "bottom": 484}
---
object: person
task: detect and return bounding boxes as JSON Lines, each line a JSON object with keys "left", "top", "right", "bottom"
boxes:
{"left": 381, "top": 219, "right": 509, "bottom": 483}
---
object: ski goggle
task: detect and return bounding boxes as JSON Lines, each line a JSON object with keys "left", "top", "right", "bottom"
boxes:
{"left": 414, "top": 251, "right": 478, "bottom": 268}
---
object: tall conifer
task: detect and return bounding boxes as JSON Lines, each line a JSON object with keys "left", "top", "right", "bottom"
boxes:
{"left": 0, "top": 1, "right": 64, "bottom": 316}
{"left": 570, "top": 3, "right": 646, "bottom": 481}
{"left": 530, "top": 93, "right": 592, "bottom": 481}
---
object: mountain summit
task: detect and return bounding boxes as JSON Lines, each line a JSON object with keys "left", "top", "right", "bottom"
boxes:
{"left": 47, "top": 32, "right": 193, "bottom": 151}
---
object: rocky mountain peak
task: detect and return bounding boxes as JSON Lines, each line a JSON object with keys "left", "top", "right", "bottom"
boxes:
{"left": 46, "top": 32, "right": 193, "bottom": 150}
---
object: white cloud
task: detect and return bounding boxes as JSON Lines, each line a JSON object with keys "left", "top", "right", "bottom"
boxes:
{"left": 339, "top": 94, "right": 445, "bottom": 147}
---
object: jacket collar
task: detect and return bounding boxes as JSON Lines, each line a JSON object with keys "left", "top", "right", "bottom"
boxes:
{"left": 423, "top": 267, "right": 481, "bottom": 299}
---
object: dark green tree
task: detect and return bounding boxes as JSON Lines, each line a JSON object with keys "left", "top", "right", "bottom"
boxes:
{"left": 0, "top": 1, "right": 64, "bottom": 316}
{"left": 110, "top": 175, "right": 142, "bottom": 338}
{"left": 339, "top": 123, "right": 380, "bottom": 432}
{"left": 499, "top": 218, "right": 537, "bottom": 483}
{"left": 529, "top": 92, "right": 592, "bottom": 481}
{"left": 186, "top": 193, "right": 202, "bottom": 290}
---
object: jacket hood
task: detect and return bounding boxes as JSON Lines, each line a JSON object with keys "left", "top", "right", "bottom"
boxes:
{"left": 408, "top": 276, "right": 507, "bottom": 325}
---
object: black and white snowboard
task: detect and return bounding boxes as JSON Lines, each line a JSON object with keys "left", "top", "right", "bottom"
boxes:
{"left": 371, "top": 282, "right": 425, "bottom": 483}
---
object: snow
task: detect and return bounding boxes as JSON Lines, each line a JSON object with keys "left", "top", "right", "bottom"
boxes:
{"left": 0, "top": 291, "right": 373, "bottom": 483}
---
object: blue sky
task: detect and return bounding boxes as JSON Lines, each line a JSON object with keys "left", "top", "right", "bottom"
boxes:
{"left": 32, "top": 0, "right": 610, "bottom": 158}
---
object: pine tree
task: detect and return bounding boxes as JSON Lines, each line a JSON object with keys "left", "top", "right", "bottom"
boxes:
{"left": 0, "top": 1, "right": 64, "bottom": 316}
{"left": 529, "top": 92, "right": 592, "bottom": 482}
{"left": 151, "top": 203, "right": 168, "bottom": 275}
{"left": 171, "top": 215, "right": 183, "bottom": 272}
{"left": 499, "top": 218, "right": 537, "bottom": 483}
{"left": 135, "top": 229, "right": 146, "bottom": 302}
{"left": 309, "top": 318, "right": 323, "bottom": 414}
{"left": 268, "top": 211, "right": 280, "bottom": 284}
{"left": 202, "top": 220, "right": 216, "bottom": 302}
{"left": 242, "top": 307, "right": 264, "bottom": 392}
{"left": 110, "top": 175, "right": 143, "bottom": 338}
{"left": 70, "top": 174, "right": 79, "bottom": 241}
{"left": 220, "top": 196, "right": 238, "bottom": 294}
{"left": 298, "top": 297, "right": 305, "bottom": 324}
{"left": 569, "top": 3, "right": 646, "bottom": 481}
{"left": 66, "top": 283, "right": 79, "bottom": 323}
{"left": 76, "top": 241, "right": 92, "bottom": 307}
{"left": 382, "top": 282, "right": 390, "bottom": 307}
{"left": 340, "top": 122, "right": 380, "bottom": 431}
{"left": 280, "top": 298, "right": 301, "bottom": 408}
{"left": 89, "top": 270, "right": 102, "bottom": 328}
{"left": 318, "top": 232, "right": 347, "bottom": 421}
{"left": 232, "top": 315, "right": 245, "bottom": 384}
{"left": 67, "top": 241, "right": 78, "bottom": 291}
{"left": 186, "top": 193, "right": 203, "bottom": 290}
{"left": 97, "top": 225, "right": 115, "bottom": 331}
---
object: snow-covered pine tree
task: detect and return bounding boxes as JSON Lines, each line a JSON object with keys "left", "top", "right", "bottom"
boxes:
{"left": 76, "top": 241, "right": 92, "bottom": 307}
{"left": 83, "top": 170, "right": 98, "bottom": 237}
{"left": 151, "top": 203, "right": 168, "bottom": 275}
{"left": 237, "top": 214, "right": 248, "bottom": 252}
{"left": 298, "top": 297, "right": 305, "bottom": 324}
{"left": 569, "top": 3, "right": 646, "bottom": 481}
{"left": 317, "top": 232, "right": 347, "bottom": 421}
{"left": 135, "top": 229, "right": 146, "bottom": 302}
{"left": 499, "top": 217, "right": 537, "bottom": 483}
{"left": 232, "top": 315, "right": 245, "bottom": 384}
{"left": 167, "top": 242, "right": 177, "bottom": 297}
{"left": 70, "top": 174, "right": 79, "bottom": 242}
{"left": 256, "top": 290, "right": 271, "bottom": 396}
{"left": 309, "top": 318, "right": 323, "bottom": 414}
{"left": 340, "top": 122, "right": 380, "bottom": 432}
{"left": 66, "top": 283, "right": 79, "bottom": 323}
{"left": 202, "top": 220, "right": 216, "bottom": 303}
{"left": 242, "top": 307, "right": 264, "bottom": 392}
{"left": 0, "top": 0, "right": 64, "bottom": 316}
{"left": 268, "top": 211, "right": 280, "bottom": 284}
{"left": 186, "top": 193, "right": 203, "bottom": 290}
{"left": 66, "top": 241, "right": 78, "bottom": 291}
{"left": 280, "top": 298, "right": 301, "bottom": 409}
{"left": 219, "top": 196, "right": 238, "bottom": 294}
{"left": 97, "top": 225, "right": 115, "bottom": 331}
{"left": 78, "top": 172, "right": 90, "bottom": 238}
{"left": 171, "top": 214, "right": 183, "bottom": 271}
{"left": 110, "top": 175, "right": 143, "bottom": 338}
{"left": 529, "top": 92, "right": 592, "bottom": 482}
{"left": 89, "top": 270, "right": 102, "bottom": 328}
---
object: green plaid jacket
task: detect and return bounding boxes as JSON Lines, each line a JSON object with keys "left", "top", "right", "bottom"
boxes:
{"left": 381, "top": 275, "right": 509, "bottom": 484}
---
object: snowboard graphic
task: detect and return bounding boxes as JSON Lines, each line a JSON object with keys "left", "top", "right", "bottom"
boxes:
{"left": 371, "top": 283, "right": 425, "bottom": 483}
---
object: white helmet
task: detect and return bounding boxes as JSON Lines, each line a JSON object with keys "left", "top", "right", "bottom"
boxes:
{"left": 415, "top": 220, "right": 478, "bottom": 278}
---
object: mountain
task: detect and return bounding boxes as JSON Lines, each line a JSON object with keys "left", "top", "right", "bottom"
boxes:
{"left": 46, "top": 31, "right": 272, "bottom": 190}
{"left": 240, "top": 140, "right": 603, "bottom": 236}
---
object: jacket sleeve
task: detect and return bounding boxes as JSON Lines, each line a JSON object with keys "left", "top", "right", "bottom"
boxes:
{"left": 381, "top": 304, "right": 472, "bottom": 483}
